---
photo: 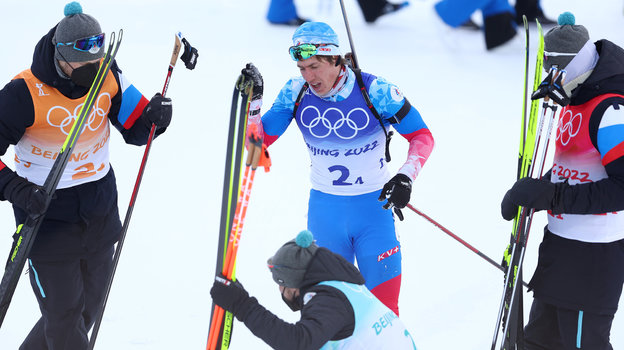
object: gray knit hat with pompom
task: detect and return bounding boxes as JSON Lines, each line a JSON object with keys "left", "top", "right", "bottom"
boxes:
{"left": 267, "top": 230, "right": 319, "bottom": 288}
{"left": 544, "top": 12, "right": 590, "bottom": 70}
{"left": 53, "top": 2, "right": 104, "bottom": 63}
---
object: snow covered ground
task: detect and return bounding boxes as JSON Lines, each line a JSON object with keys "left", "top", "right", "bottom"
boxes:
{"left": 1, "top": 0, "right": 623, "bottom": 348}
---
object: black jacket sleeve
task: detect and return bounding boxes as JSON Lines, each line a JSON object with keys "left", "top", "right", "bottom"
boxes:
{"left": 0, "top": 79, "right": 34, "bottom": 156}
{"left": 555, "top": 99, "right": 624, "bottom": 214}
{"left": 556, "top": 157, "right": 624, "bottom": 214}
{"left": 238, "top": 286, "right": 355, "bottom": 350}
{"left": 0, "top": 78, "right": 34, "bottom": 194}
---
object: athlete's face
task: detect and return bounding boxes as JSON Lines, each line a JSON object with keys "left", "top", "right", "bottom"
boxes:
{"left": 57, "top": 59, "right": 100, "bottom": 77}
{"left": 279, "top": 285, "right": 300, "bottom": 301}
{"left": 296, "top": 56, "right": 341, "bottom": 96}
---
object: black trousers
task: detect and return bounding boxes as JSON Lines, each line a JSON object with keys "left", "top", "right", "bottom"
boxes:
{"left": 357, "top": 0, "right": 389, "bottom": 22}
{"left": 524, "top": 298, "right": 615, "bottom": 350}
{"left": 20, "top": 245, "right": 114, "bottom": 350}
{"left": 514, "top": 0, "right": 541, "bottom": 19}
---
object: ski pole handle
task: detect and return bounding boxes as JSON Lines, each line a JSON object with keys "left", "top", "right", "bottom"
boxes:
{"left": 161, "top": 32, "right": 183, "bottom": 98}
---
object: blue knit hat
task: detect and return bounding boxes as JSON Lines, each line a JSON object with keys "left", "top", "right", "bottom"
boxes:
{"left": 292, "top": 22, "right": 339, "bottom": 47}
{"left": 267, "top": 230, "right": 318, "bottom": 288}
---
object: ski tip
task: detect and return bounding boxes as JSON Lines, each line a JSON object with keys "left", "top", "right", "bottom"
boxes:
{"left": 522, "top": 14, "right": 528, "bottom": 28}
{"left": 176, "top": 31, "right": 183, "bottom": 40}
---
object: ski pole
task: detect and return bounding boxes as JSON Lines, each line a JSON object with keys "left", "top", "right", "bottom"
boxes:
{"left": 521, "top": 70, "right": 567, "bottom": 244}
{"left": 492, "top": 100, "right": 550, "bottom": 350}
{"left": 338, "top": 0, "right": 395, "bottom": 162}
{"left": 406, "top": 204, "right": 529, "bottom": 288}
{"left": 88, "top": 32, "right": 196, "bottom": 349}
{"left": 498, "top": 75, "right": 564, "bottom": 350}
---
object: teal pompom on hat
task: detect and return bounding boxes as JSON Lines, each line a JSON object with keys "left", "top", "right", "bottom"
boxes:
{"left": 543, "top": 12, "right": 590, "bottom": 71}
{"left": 292, "top": 22, "right": 339, "bottom": 47}
{"left": 267, "top": 230, "right": 319, "bottom": 288}
{"left": 295, "top": 230, "right": 314, "bottom": 248}
{"left": 53, "top": 2, "right": 104, "bottom": 65}
{"left": 557, "top": 11, "right": 576, "bottom": 25}
{"left": 64, "top": 1, "right": 83, "bottom": 16}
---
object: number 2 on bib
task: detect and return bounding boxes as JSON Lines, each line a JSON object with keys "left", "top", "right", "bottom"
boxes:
{"left": 328, "top": 165, "right": 364, "bottom": 185}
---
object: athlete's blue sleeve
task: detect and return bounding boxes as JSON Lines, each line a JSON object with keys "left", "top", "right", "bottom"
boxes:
{"left": 368, "top": 76, "right": 429, "bottom": 135}
{"left": 392, "top": 108, "right": 429, "bottom": 135}
{"left": 261, "top": 77, "right": 306, "bottom": 137}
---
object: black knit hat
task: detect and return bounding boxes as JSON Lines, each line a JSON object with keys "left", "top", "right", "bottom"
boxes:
{"left": 544, "top": 12, "right": 590, "bottom": 70}
{"left": 53, "top": 2, "right": 104, "bottom": 63}
{"left": 267, "top": 230, "right": 318, "bottom": 288}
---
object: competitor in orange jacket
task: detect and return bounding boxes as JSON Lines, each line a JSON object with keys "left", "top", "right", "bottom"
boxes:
{"left": 0, "top": 3, "right": 172, "bottom": 349}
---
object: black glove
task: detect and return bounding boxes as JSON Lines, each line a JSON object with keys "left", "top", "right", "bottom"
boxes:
{"left": 2, "top": 174, "right": 48, "bottom": 217}
{"left": 210, "top": 275, "right": 254, "bottom": 320}
{"left": 379, "top": 174, "right": 412, "bottom": 209}
{"left": 378, "top": 174, "right": 412, "bottom": 221}
{"left": 531, "top": 67, "right": 556, "bottom": 101}
{"left": 143, "top": 93, "right": 172, "bottom": 128}
{"left": 501, "top": 177, "right": 563, "bottom": 221}
{"left": 241, "top": 63, "right": 263, "bottom": 100}
{"left": 531, "top": 67, "right": 570, "bottom": 106}
{"left": 180, "top": 38, "right": 198, "bottom": 70}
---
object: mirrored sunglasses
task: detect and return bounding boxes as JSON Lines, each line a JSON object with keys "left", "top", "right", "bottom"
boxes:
{"left": 289, "top": 43, "right": 338, "bottom": 61}
{"left": 56, "top": 33, "right": 105, "bottom": 53}
{"left": 289, "top": 44, "right": 320, "bottom": 61}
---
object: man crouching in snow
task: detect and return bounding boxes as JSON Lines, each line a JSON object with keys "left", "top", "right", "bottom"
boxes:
{"left": 210, "top": 230, "right": 418, "bottom": 349}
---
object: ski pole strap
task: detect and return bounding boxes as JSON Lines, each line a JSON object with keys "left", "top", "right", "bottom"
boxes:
{"left": 292, "top": 82, "right": 309, "bottom": 118}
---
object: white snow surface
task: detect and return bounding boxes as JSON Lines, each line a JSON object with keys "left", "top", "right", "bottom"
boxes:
{"left": 1, "top": 0, "right": 623, "bottom": 349}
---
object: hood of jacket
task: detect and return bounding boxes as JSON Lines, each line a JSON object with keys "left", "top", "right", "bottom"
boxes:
{"left": 300, "top": 247, "right": 366, "bottom": 291}
{"left": 572, "top": 39, "right": 624, "bottom": 105}
{"left": 30, "top": 25, "right": 90, "bottom": 98}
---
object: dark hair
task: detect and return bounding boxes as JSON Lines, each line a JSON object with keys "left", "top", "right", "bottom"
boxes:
{"left": 316, "top": 55, "right": 346, "bottom": 67}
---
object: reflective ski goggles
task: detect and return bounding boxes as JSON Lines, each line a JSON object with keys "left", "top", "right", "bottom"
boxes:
{"left": 56, "top": 33, "right": 105, "bottom": 53}
{"left": 288, "top": 43, "right": 340, "bottom": 61}
{"left": 543, "top": 50, "right": 577, "bottom": 61}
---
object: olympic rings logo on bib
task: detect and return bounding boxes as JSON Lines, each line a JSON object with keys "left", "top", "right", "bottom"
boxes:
{"left": 47, "top": 93, "right": 111, "bottom": 135}
{"left": 300, "top": 105, "right": 370, "bottom": 139}
{"left": 556, "top": 109, "right": 582, "bottom": 146}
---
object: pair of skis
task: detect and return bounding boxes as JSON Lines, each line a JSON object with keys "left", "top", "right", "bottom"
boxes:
{"left": 492, "top": 17, "right": 570, "bottom": 350}
{"left": 206, "top": 76, "right": 270, "bottom": 350}
{"left": 0, "top": 30, "right": 124, "bottom": 327}
{"left": 490, "top": 16, "right": 544, "bottom": 350}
